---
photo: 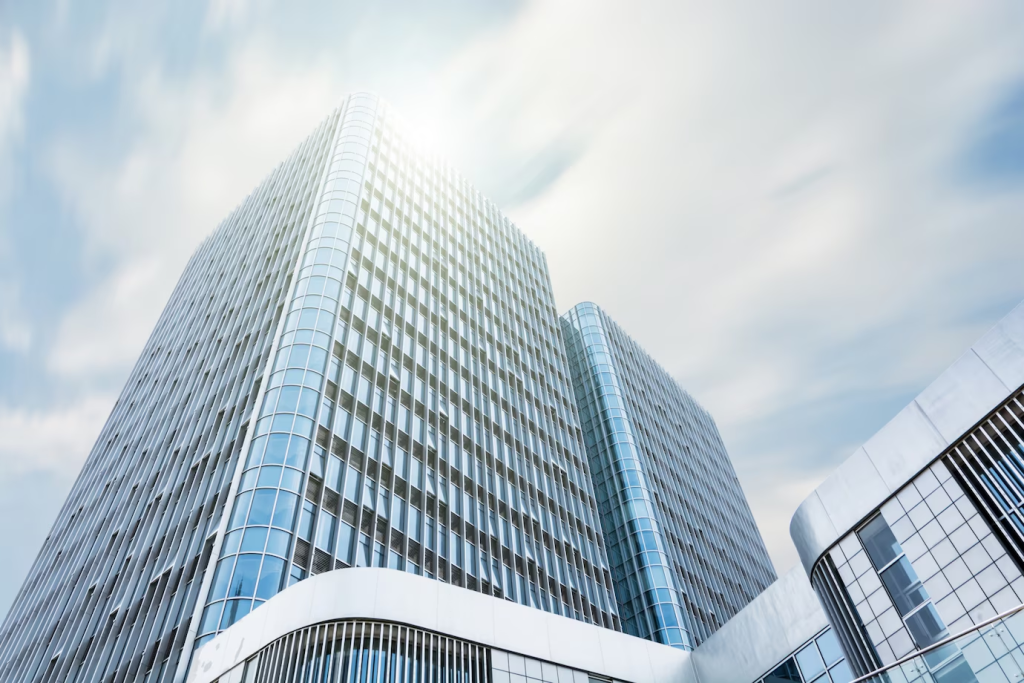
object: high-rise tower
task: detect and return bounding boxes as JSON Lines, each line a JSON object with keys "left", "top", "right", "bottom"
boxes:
{"left": 0, "top": 94, "right": 620, "bottom": 683}
{"left": 560, "top": 302, "right": 776, "bottom": 647}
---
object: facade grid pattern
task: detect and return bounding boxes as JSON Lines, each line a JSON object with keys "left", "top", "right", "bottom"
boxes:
{"left": 0, "top": 111, "right": 341, "bottom": 683}
{"left": 0, "top": 92, "right": 624, "bottom": 683}
{"left": 560, "top": 303, "right": 775, "bottom": 648}
{"left": 824, "top": 461, "right": 1023, "bottom": 673}
{"left": 197, "top": 94, "right": 620, "bottom": 645}
{"left": 754, "top": 627, "right": 852, "bottom": 683}
{"left": 813, "top": 385, "right": 1024, "bottom": 678}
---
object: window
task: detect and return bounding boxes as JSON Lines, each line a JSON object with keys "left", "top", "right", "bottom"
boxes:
{"left": 880, "top": 557, "right": 927, "bottom": 616}
{"left": 859, "top": 514, "right": 900, "bottom": 569}
{"left": 857, "top": 514, "right": 961, "bottom": 671}
{"left": 757, "top": 628, "right": 852, "bottom": 683}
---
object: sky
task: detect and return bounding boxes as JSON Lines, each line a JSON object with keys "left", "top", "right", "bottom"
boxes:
{"left": 1, "top": 0, "right": 1024, "bottom": 620}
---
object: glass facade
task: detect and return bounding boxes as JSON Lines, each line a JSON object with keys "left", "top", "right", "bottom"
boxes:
{"left": 560, "top": 303, "right": 775, "bottom": 648}
{"left": 756, "top": 628, "right": 853, "bottom": 683}
{"left": 0, "top": 110, "right": 342, "bottom": 682}
{"left": 816, "top": 420, "right": 1024, "bottom": 678}
{"left": 198, "top": 94, "right": 619, "bottom": 646}
{"left": 0, "top": 94, "right": 620, "bottom": 683}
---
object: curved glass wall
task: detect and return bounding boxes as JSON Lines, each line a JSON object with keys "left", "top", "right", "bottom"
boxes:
{"left": 198, "top": 94, "right": 378, "bottom": 644}
{"left": 560, "top": 303, "right": 689, "bottom": 648}
{"left": 561, "top": 302, "right": 775, "bottom": 647}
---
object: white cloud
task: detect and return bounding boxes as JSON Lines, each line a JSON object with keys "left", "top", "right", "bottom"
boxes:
{"left": 31, "top": 0, "right": 1024, "bottom": 576}
{"left": 0, "top": 282, "right": 32, "bottom": 353}
{"left": 0, "top": 394, "right": 113, "bottom": 476}
{"left": 428, "top": 0, "right": 1024, "bottom": 570}
{"left": 0, "top": 30, "right": 28, "bottom": 157}
{"left": 0, "top": 31, "right": 31, "bottom": 354}
{"left": 46, "top": 38, "right": 343, "bottom": 382}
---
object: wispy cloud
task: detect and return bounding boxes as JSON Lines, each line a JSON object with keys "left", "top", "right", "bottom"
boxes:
{"left": 3, "top": 0, "right": 1024, "bottom": 611}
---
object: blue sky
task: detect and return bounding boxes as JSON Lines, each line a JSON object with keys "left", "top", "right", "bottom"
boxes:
{"left": 2, "top": 0, "right": 1024, "bottom": 619}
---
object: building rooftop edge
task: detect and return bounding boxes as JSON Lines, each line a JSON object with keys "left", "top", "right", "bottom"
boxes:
{"left": 789, "top": 299, "right": 1024, "bottom": 574}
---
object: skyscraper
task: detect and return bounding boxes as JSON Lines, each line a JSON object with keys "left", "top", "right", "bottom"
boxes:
{"left": 561, "top": 302, "right": 776, "bottom": 647}
{"left": 0, "top": 93, "right": 620, "bottom": 683}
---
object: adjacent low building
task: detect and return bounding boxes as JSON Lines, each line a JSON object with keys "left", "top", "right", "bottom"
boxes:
{"left": 791, "top": 301, "right": 1024, "bottom": 681}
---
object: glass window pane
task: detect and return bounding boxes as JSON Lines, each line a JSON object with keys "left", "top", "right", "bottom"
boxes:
{"left": 228, "top": 554, "right": 262, "bottom": 598}
{"left": 199, "top": 602, "right": 223, "bottom": 635}
{"left": 316, "top": 511, "right": 337, "bottom": 552}
{"left": 905, "top": 602, "right": 949, "bottom": 648}
{"left": 796, "top": 642, "right": 825, "bottom": 680}
{"left": 815, "top": 630, "right": 843, "bottom": 665}
{"left": 266, "top": 529, "right": 291, "bottom": 557}
{"left": 932, "top": 654, "right": 974, "bottom": 683}
{"left": 220, "top": 598, "right": 252, "bottom": 629}
{"left": 828, "top": 661, "right": 854, "bottom": 683}
{"left": 247, "top": 490, "right": 277, "bottom": 526}
{"left": 241, "top": 527, "right": 268, "bottom": 552}
{"left": 209, "top": 556, "right": 236, "bottom": 601}
{"left": 764, "top": 658, "right": 801, "bottom": 683}
{"left": 271, "top": 491, "right": 299, "bottom": 529}
{"left": 858, "top": 515, "right": 901, "bottom": 570}
{"left": 881, "top": 557, "right": 928, "bottom": 615}
{"left": 255, "top": 556, "right": 286, "bottom": 600}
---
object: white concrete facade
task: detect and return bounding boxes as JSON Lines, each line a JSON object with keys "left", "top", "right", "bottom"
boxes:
{"left": 790, "top": 301, "right": 1024, "bottom": 574}
{"left": 187, "top": 568, "right": 694, "bottom": 683}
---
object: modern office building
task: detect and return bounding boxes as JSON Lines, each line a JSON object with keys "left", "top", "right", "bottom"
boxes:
{"left": 13, "top": 87, "right": 1024, "bottom": 683}
{"left": 561, "top": 303, "right": 776, "bottom": 647}
{"left": 0, "top": 93, "right": 621, "bottom": 683}
{"left": 791, "top": 299, "right": 1024, "bottom": 682}
{"left": 185, "top": 296, "right": 1024, "bottom": 683}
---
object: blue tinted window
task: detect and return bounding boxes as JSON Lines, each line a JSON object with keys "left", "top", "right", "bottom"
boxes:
{"left": 828, "top": 660, "right": 853, "bottom": 683}
{"left": 263, "top": 434, "right": 289, "bottom": 465}
{"left": 228, "top": 555, "right": 262, "bottom": 598}
{"left": 859, "top": 515, "right": 901, "bottom": 570}
{"left": 271, "top": 491, "right": 298, "bottom": 529}
{"left": 905, "top": 602, "right": 948, "bottom": 647}
{"left": 228, "top": 491, "right": 253, "bottom": 530}
{"left": 267, "top": 529, "right": 291, "bottom": 557}
{"left": 881, "top": 557, "right": 928, "bottom": 616}
{"left": 255, "top": 557, "right": 286, "bottom": 600}
{"left": 247, "top": 490, "right": 277, "bottom": 526}
{"left": 220, "top": 598, "right": 252, "bottom": 629}
{"left": 285, "top": 437, "right": 308, "bottom": 469}
{"left": 209, "top": 556, "right": 235, "bottom": 601}
{"left": 257, "top": 466, "right": 282, "bottom": 488}
{"left": 199, "top": 602, "right": 223, "bottom": 635}
{"left": 815, "top": 629, "right": 842, "bottom": 665}
{"left": 241, "top": 527, "right": 268, "bottom": 553}
{"left": 796, "top": 642, "right": 825, "bottom": 680}
{"left": 764, "top": 658, "right": 800, "bottom": 683}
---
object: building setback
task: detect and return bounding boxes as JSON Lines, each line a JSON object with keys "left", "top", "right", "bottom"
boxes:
{"left": 560, "top": 302, "right": 776, "bottom": 648}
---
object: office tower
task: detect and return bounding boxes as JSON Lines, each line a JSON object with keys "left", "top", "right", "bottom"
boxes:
{"left": 0, "top": 108, "right": 340, "bottom": 683}
{"left": 0, "top": 93, "right": 619, "bottom": 683}
{"left": 560, "top": 303, "right": 776, "bottom": 648}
